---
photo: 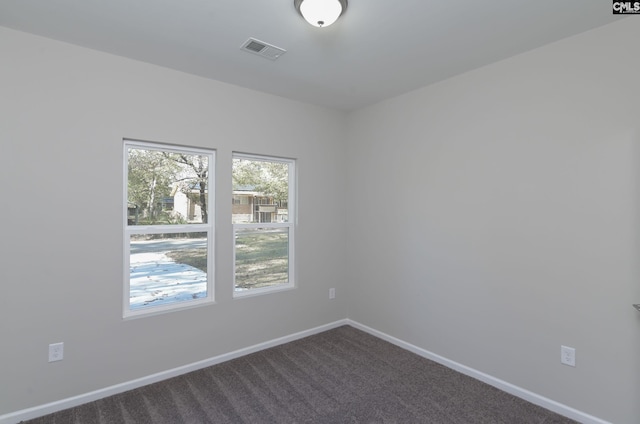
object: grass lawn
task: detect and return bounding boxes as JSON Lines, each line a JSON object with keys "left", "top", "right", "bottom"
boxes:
{"left": 166, "top": 249, "right": 208, "bottom": 273}
{"left": 166, "top": 230, "right": 288, "bottom": 290}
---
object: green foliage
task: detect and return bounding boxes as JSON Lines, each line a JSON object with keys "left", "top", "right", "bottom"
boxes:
{"left": 164, "top": 152, "right": 209, "bottom": 223}
{"left": 127, "top": 146, "right": 209, "bottom": 223}
{"left": 135, "top": 211, "right": 188, "bottom": 226}
{"left": 232, "top": 158, "right": 289, "bottom": 202}
{"left": 128, "top": 149, "right": 177, "bottom": 221}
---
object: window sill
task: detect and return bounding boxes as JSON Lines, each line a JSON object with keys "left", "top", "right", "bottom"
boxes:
{"left": 123, "top": 298, "right": 215, "bottom": 320}
{"left": 233, "top": 284, "right": 295, "bottom": 300}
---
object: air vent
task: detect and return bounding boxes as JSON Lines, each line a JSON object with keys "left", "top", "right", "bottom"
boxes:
{"left": 240, "top": 38, "right": 286, "bottom": 61}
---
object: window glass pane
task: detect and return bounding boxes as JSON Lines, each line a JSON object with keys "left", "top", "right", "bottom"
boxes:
{"left": 235, "top": 227, "right": 289, "bottom": 292}
{"left": 232, "top": 158, "right": 289, "bottom": 224}
{"left": 128, "top": 147, "right": 209, "bottom": 225}
{"left": 129, "top": 232, "right": 208, "bottom": 310}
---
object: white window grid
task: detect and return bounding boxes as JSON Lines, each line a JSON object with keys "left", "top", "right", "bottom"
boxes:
{"left": 123, "top": 139, "right": 215, "bottom": 318}
{"left": 232, "top": 153, "right": 296, "bottom": 298}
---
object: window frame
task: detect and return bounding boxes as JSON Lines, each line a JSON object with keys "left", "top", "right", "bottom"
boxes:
{"left": 123, "top": 139, "right": 215, "bottom": 318}
{"left": 232, "top": 153, "right": 296, "bottom": 298}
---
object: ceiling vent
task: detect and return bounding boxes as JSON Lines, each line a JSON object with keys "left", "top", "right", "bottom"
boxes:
{"left": 240, "top": 38, "right": 286, "bottom": 61}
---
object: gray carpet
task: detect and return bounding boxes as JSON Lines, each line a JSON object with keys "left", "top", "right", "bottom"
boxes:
{"left": 22, "top": 326, "right": 577, "bottom": 423}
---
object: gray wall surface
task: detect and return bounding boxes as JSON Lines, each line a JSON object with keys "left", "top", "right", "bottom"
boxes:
{"left": 345, "top": 18, "right": 640, "bottom": 424}
{"left": 0, "top": 27, "right": 348, "bottom": 415}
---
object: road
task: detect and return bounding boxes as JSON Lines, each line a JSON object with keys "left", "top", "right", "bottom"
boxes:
{"left": 128, "top": 238, "right": 208, "bottom": 310}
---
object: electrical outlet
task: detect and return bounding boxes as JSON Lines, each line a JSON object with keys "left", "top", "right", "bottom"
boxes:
{"left": 49, "top": 342, "right": 64, "bottom": 362}
{"left": 329, "top": 288, "right": 336, "bottom": 299}
{"left": 560, "top": 345, "right": 575, "bottom": 367}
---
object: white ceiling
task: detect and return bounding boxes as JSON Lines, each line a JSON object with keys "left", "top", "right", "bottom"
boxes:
{"left": 0, "top": 0, "right": 623, "bottom": 111}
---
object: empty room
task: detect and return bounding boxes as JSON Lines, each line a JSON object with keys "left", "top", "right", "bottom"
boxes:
{"left": 0, "top": 1, "right": 639, "bottom": 423}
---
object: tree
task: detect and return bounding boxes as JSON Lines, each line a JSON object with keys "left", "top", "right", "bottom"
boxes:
{"left": 232, "top": 159, "right": 289, "bottom": 204}
{"left": 128, "top": 149, "right": 177, "bottom": 223}
{"left": 127, "top": 147, "right": 209, "bottom": 224}
{"left": 164, "top": 152, "right": 209, "bottom": 224}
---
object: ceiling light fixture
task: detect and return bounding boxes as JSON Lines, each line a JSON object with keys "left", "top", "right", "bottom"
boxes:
{"left": 294, "top": 0, "right": 347, "bottom": 28}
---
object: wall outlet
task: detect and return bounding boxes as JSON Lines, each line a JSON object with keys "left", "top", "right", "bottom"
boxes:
{"left": 329, "top": 288, "right": 336, "bottom": 299}
{"left": 49, "top": 342, "right": 64, "bottom": 362}
{"left": 560, "top": 345, "right": 575, "bottom": 367}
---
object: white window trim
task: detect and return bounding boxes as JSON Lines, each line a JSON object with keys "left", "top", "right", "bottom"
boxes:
{"left": 232, "top": 153, "right": 296, "bottom": 298}
{"left": 123, "top": 139, "right": 215, "bottom": 318}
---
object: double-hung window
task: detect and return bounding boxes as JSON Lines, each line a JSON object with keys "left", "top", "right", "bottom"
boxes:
{"left": 124, "top": 140, "right": 215, "bottom": 317}
{"left": 232, "top": 153, "right": 295, "bottom": 297}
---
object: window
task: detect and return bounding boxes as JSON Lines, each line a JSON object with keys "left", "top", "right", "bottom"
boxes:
{"left": 232, "top": 154, "right": 295, "bottom": 296}
{"left": 124, "top": 140, "right": 215, "bottom": 317}
{"left": 232, "top": 195, "right": 249, "bottom": 205}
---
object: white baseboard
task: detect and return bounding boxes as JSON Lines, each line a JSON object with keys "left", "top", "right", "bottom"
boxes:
{"left": 1, "top": 318, "right": 609, "bottom": 424}
{"left": 0, "top": 319, "right": 349, "bottom": 424}
{"left": 346, "top": 319, "right": 610, "bottom": 424}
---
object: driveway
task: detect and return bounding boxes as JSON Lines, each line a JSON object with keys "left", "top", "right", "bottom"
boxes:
{"left": 129, "top": 239, "right": 208, "bottom": 309}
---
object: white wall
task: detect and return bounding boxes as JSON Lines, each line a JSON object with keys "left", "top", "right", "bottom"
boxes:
{"left": 345, "top": 18, "right": 640, "bottom": 424}
{"left": 0, "top": 27, "right": 348, "bottom": 415}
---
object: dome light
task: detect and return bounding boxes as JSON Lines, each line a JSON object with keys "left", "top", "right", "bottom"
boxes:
{"left": 294, "top": 0, "right": 347, "bottom": 28}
